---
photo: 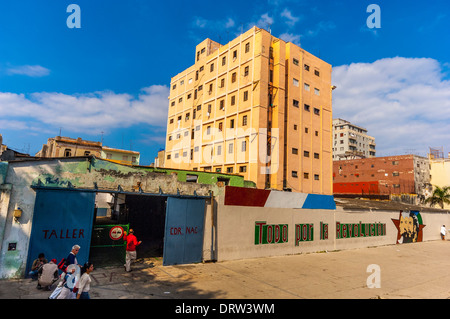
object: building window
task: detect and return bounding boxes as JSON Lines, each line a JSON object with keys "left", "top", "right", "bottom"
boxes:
{"left": 314, "top": 88, "right": 320, "bottom": 96}
{"left": 305, "top": 127, "right": 309, "bottom": 133}
{"left": 64, "top": 149, "right": 72, "bottom": 157}
{"left": 194, "top": 146, "right": 199, "bottom": 152}
{"left": 167, "top": 154, "right": 171, "bottom": 160}
{"left": 314, "top": 70, "right": 320, "bottom": 77}
{"left": 245, "top": 42, "right": 250, "bottom": 53}
{"left": 314, "top": 108, "right": 320, "bottom": 115}
{"left": 207, "top": 126, "right": 211, "bottom": 135}
{"left": 242, "top": 115, "right": 248, "bottom": 126}
{"left": 244, "top": 66, "right": 249, "bottom": 77}
{"left": 230, "top": 119, "right": 235, "bottom": 128}
{"left": 231, "top": 95, "right": 236, "bottom": 105}
{"left": 210, "top": 63, "right": 214, "bottom": 72}
{"left": 304, "top": 104, "right": 310, "bottom": 112}
{"left": 294, "top": 124, "right": 297, "bottom": 130}
{"left": 106, "top": 153, "right": 112, "bottom": 159}
{"left": 304, "top": 83, "right": 310, "bottom": 91}
{"left": 293, "top": 58, "right": 299, "bottom": 66}
{"left": 304, "top": 64, "right": 310, "bottom": 71}
{"left": 172, "top": 84, "right": 176, "bottom": 90}
{"left": 392, "top": 161, "right": 399, "bottom": 165}
{"left": 233, "top": 50, "right": 237, "bottom": 60}
{"left": 220, "top": 100, "right": 225, "bottom": 110}
{"left": 292, "top": 148, "right": 298, "bottom": 155}
{"left": 393, "top": 172, "right": 399, "bottom": 176}
{"left": 243, "top": 90, "right": 249, "bottom": 101}
{"left": 232, "top": 72, "right": 237, "bottom": 83}
{"left": 241, "top": 141, "right": 247, "bottom": 152}
{"left": 304, "top": 151, "right": 310, "bottom": 157}
{"left": 239, "top": 165, "right": 247, "bottom": 173}
{"left": 314, "top": 174, "right": 320, "bottom": 180}
{"left": 293, "top": 99, "right": 299, "bottom": 107}
{"left": 314, "top": 153, "right": 320, "bottom": 159}
{"left": 227, "top": 167, "right": 234, "bottom": 173}
{"left": 220, "top": 78, "right": 225, "bottom": 88}
{"left": 222, "top": 56, "right": 226, "bottom": 66}
{"left": 304, "top": 172, "right": 309, "bottom": 179}
{"left": 228, "top": 143, "right": 233, "bottom": 154}
{"left": 293, "top": 78, "right": 299, "bottom": 87}
{"left": 217, "top": 145, "right": 222, "bottom": 155}
{"left": 171, "top": 101, "right": 175, "bottom": 106}
{"left": 292, "top": 171, "right": 298, "bottom": 178}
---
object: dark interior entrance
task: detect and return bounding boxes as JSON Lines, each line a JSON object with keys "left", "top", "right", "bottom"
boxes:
{"left": 125, "top": 195, "right": 166, "bottom": 258}
{"left": 89, "top": 193, "right": 166, "bottom": 267}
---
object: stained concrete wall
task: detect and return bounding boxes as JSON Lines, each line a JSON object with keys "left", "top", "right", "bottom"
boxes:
{"left": 0, "top": 157, "right": 218, "bottom": 279}
{"left": 214, "top": 196, "right": 450, "bottom": 262}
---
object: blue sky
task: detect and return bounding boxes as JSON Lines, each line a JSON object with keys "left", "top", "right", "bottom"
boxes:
{"left": 1, "top": 0, "right": 450, "bottom": 164}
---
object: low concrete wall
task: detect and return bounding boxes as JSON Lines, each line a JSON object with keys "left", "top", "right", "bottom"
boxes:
{"left": 214, "top": 200, "right": 450, "bottom": 262}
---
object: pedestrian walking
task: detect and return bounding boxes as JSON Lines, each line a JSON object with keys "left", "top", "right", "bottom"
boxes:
{"left": 123, "top": 229, "right": 142, "bottom": 272}
{"left": 66, "top": 244, "right": 81, "bottom": 267}
{"left": 441, "top": 225, "right": 447, "bottom": 240}
{"left": 56, "top": 265, "right": 78, "bottom": 299}
{"left": 76, "top": 262, "right": 94, "bottom": 299}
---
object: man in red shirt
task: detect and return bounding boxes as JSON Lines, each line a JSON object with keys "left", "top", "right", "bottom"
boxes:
{"left": 123, "top": 229, "right": 142, "bottom": 272}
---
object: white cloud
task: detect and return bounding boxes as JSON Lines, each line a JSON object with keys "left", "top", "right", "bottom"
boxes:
{"left": 306, "top": 20, "right": 336, "bottom": 37}
{"left": 279, "top": 32, "right": 301, "bottom": 46}
{"left": 280, "top": 8, "right": 299, "bottom": 27}
{"left": 332, "top": 57, "right": 450, "bottom": 156}
{"left": 0, "top": 85, "right": 170, "bottom": 133}
{"left": 257, "top": 13, "right": 274, "bottom": 29}
{"left": 6, "top": 65, "right": 50, "bottom": 77}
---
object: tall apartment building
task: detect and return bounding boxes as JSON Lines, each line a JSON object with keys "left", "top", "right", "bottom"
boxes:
{"left": 332, "top": 118, "right": 376, "bottom": 160}
{"left": 164, "top": 26, "right": 333, "bottom": 194}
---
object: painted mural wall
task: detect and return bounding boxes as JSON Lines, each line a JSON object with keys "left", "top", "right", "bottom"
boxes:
{"left": 214, "top": 198, "right": 450, "bottom": 262}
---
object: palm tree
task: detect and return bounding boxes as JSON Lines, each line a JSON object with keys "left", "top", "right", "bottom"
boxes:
{"left": 424, "top": 185, "right": 450, "bottom": 209}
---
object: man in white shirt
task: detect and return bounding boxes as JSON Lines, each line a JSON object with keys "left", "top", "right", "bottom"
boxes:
{"left": 441, "top": 225, "right": 447, "bottom": 240}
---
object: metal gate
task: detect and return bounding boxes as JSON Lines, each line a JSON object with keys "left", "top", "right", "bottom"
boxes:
{"left": 26, "top": 189, "right": 96, "bottom": 275}
{"left": 163, "top": 197, "right": 206, "bottom": 266}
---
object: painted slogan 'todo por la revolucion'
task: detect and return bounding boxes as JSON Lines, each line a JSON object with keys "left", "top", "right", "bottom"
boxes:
{"left": 254, "top": 221, "right": 386, "bottom": 245}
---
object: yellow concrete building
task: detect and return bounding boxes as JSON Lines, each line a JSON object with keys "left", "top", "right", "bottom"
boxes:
{"left": 164, "top": 26, "right": 333, "bottom": 194}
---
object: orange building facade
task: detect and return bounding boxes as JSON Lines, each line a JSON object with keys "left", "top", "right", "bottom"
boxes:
{"left": 164, "top": 27, "right": 333, "bottom": 194}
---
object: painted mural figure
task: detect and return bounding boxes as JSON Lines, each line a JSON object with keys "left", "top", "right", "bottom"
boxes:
{"left": 392, "top": 210, "right": 425, "bottom": 244}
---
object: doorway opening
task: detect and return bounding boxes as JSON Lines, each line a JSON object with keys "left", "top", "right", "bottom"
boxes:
{"left": 89, "top": 192, "right": 167, "bottom": 267}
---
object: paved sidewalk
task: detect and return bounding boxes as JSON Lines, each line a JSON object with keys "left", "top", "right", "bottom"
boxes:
{"left": 1, "top": 240, "right": 450, "bottom": 299}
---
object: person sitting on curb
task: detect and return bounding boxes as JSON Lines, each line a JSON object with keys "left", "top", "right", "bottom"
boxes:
{"left": 38, "top": 259, "right": 59, "bottom": 291}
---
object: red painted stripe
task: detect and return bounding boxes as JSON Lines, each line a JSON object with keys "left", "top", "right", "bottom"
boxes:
{"left": 224, "top": 186, "right": 271, "bottom": 207}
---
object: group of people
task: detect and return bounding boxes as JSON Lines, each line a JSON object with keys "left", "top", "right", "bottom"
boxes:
{"left": 29, "top": 228, "right": 142, "bottom": 299}
{"left": 29, "top": 245, "right": 94, "bottom": 299}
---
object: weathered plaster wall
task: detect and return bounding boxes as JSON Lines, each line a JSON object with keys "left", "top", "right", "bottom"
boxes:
{"left": 0, "top": 157, "right": 219, "bottom": 278}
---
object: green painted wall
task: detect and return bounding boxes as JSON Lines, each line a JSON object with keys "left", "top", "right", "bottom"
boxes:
{"left": 0, "top": 162, "right": 8, "bottom": 184}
